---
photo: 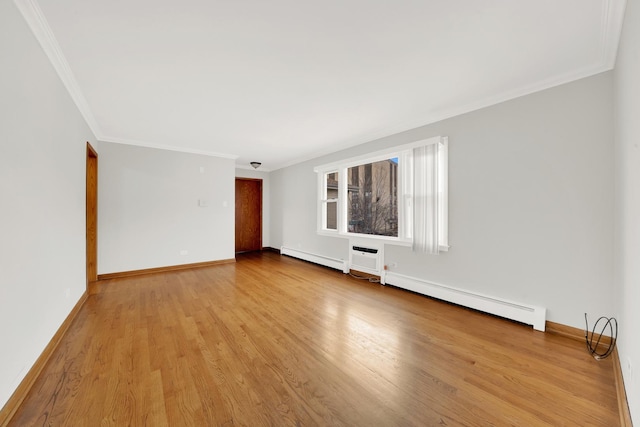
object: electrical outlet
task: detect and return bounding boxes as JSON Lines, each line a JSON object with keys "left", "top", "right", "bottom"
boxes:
{"left": 180, "top": 250, "right": 188, "bottom": 256}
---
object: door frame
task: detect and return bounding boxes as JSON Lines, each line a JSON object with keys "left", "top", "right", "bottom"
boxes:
{"left": 86, "top": 142, "right": 98, "bottom": 290}
{"left": 235, "top": 178, "right": 263, "bottom": 253}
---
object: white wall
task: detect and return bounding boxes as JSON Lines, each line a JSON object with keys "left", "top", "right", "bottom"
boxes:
{"left": 613, "top": 0, "right": 640, "bottom": 421}
{"left": 271, "top": 72, "right": 614, "bottom": 330}
{"left": 0, "top": 1, "right": 97, "bottom": 410}
{"left": 271, "top": 160, "right": 347, "bottom": 256}
{"left": 235, "top": 168, "right": 271, "bottom": 248}
{"left": 98, "top": 142, "right": 235, "bottom": 274}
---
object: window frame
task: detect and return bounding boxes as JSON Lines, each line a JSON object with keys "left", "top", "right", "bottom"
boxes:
{"left": 314, "top": 136, "right": 449, "bottom": 250}
{"left": 319, "top": 170, "right": 339, "bottom": 232}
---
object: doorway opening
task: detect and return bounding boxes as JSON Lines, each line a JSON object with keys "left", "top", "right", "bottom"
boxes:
{"left": 235, "top": 178, "right": 262, "bottom": 253}
{"left": 86, "top": 142, "right": 98, "bottom": 290}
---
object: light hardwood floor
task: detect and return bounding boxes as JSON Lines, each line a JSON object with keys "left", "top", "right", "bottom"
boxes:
{"left": 9, "top": 251, "right": 619, "bottom": 426}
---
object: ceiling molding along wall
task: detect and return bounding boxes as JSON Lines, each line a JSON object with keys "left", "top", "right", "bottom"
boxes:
{"left": 12, "top": 0, "right": 102, "bottom": 138}
{"left": 100, "top": 136, "right": 239, "bottom": 160}
{"left": 272, "top": 1, "right": 627, "bottom": 172}
{"left": 601, "top": 0, "right": 628, "bottom": 68}
{"left": 274, "top": 62, "right": 617, "bottom": 173}
{"left": 16, "top": 0, "right": 627, "bottom": 169}
{"left": 12, "top": 0, "right": 239, "bottom": 161}
{"left": 236, "top": 164, "right": 272, "bottom": 172}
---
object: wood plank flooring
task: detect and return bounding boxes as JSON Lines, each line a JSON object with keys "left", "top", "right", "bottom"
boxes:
{"left": 8, "top": 251, "right": 619, "bottom": 426}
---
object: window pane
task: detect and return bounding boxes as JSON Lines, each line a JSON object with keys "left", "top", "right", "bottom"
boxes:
{"left": 347, "top": 158, "right": 398, "bottom": 236}
{"left": 326, "top": 172, "right": 338, "bottom": 200}
{"left": 324, "top": 172, "right": 338, "bottom": 230}
{"left": 326, "top": 201, "right": 337, "bottom": 230}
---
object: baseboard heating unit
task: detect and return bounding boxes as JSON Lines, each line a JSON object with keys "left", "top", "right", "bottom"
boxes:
{"left": 280, "top": 247, "right": 349, "bottom": 273}
{"left": 385, "top": 271, "right": 546, "bottom": 331}
{"left": 279, "top": 246, "right": 545, "bottom": 331}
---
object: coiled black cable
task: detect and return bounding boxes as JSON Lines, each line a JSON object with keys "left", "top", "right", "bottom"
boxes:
{"left": 584, "top": 313, "right": 617, "bottom": 360}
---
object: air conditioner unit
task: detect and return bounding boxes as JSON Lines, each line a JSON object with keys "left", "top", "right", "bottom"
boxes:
{"left": 349, "top": 240, "right": 383, "bottom": 277}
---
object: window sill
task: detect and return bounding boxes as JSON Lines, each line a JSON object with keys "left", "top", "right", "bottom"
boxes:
{"left": 317, "top": 230, "right": 412, "bottom": 247}
{"left": 318, "top": 230, "right": 450, "bottom": 252}
{"left": 317, "top": 229, "right": 339, "bottom": 238}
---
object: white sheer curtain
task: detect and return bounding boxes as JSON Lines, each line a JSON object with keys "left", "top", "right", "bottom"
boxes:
{"left": 413, "top": 143, "right": 440, "bottom": 254}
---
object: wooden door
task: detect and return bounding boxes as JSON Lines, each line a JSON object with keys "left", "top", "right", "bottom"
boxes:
{"left": 86, "top": 142, "right": 98, "bottom": 287}
{"left": 235, "top": 178, "right": 262, "bottom": 253}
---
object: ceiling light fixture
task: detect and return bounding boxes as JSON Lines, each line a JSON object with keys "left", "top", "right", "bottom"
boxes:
{"left": 250, "top": 161, "right": 261, "bottom": 169}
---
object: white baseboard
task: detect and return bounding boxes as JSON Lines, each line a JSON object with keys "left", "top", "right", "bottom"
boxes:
{"left": 279, "top": 247, "right": 546, "bottom": 331}
{"left": 385, "top": 271, "right": 546, "bottom": 331}
{"left": 280, "top": 247, "right": 349, "bottom": 273}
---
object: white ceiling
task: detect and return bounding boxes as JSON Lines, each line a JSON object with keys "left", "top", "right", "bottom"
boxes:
{"left": 17, "top": 0, "right": 626, "bottom": 170}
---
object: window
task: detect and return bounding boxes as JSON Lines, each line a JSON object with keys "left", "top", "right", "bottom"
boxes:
{"left": 315, "top": 136, "right": 449, "bottom": 253}
{"left": 347, "top": 158, "right": 398, "bottom": 237}
{"left": 321, "top": 171, "right": 338, "bottom": 230}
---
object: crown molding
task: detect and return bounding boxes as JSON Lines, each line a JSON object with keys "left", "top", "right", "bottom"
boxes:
{"left": 275, "top": 62, "right": 613, "bottom": 172}
{"left": 406, "top": 61, "right": 613, "bottom": 132}
{"left": 600, "top": 0, "right": 628, "bottom": 68}
{"left": 100, "top": 136, "right": 238, "bottom": 160}
{"left": 15, "top": 0, "right": 627, "bottom": 170}
{"left": 13, "top": 0, "right": 103, "bottom": 138}
{"left": 271, "top": 1, "right": 629, "bottom": 171}
{"left": 235, "top": 164, "right": 272, "bottom": 172}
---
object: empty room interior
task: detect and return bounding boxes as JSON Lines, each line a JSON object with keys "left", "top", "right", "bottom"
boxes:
{"left": 1, "top": 0, "right": 639, "bottom": 425}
